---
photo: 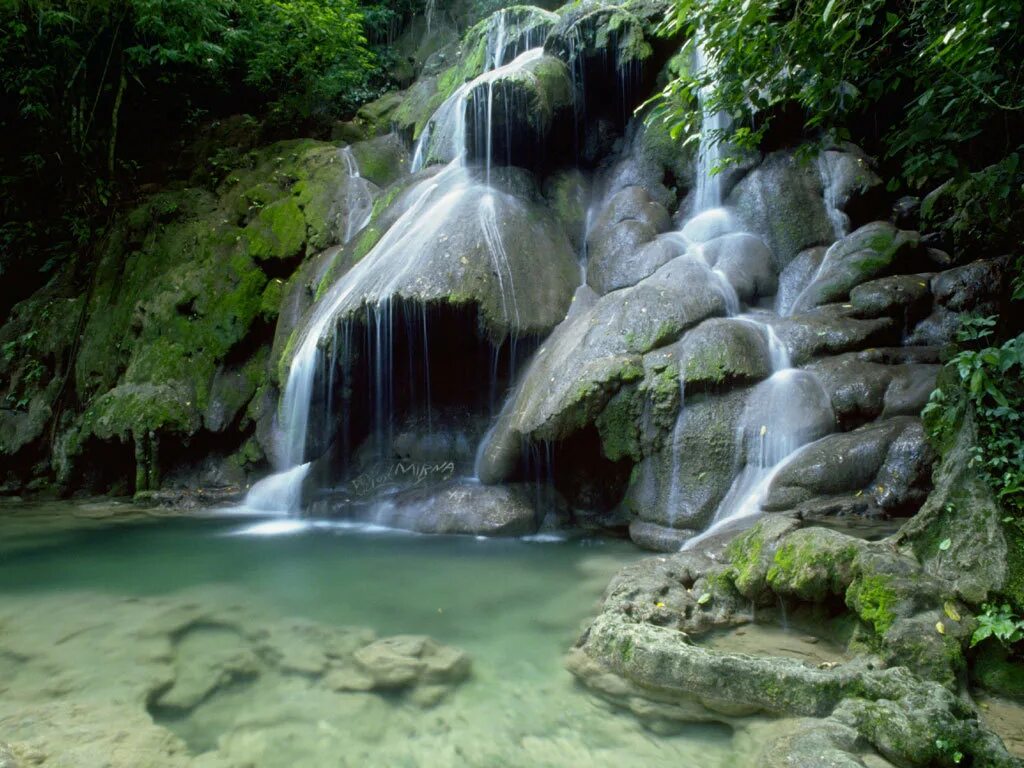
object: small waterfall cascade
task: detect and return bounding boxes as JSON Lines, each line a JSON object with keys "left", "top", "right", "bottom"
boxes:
{"left": 653, "top": 41, "right": 835, "bottom": 547}
{"left": 818, "top": 152, "right": 852, "bottom": 240}
{"left": 425, "top": 0, "right": 436, "bottom": 33}
{"left": 692, "top": 39, "right": 729, "bottom": 215}
{"left": 245, "top": 44, "right": 547, "bottom": 514}
{"left": 681, "top": 323, "right": 832, "bottom": 550}
{"left": 411, "top": 11, "right": 548, "bottom": 174}
{"left": 340, "top": 146, "right": 374, "bottom": 244}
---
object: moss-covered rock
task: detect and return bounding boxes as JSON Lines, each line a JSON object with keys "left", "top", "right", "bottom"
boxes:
{"left": 767, "top": 528, "right": 862, "bottom": 603}
{"left": 792, "top": 222, "right": 924, "bottom": 313}
{"left": 476, "top": 256, "right": 729, "bottom": 484}
{"left": 974, "top": 643, "right": 1024, "bottom": 701}
{"left": 51, "top": 139, "right": 371, "bottom": 492}
{"left": 436, "top": 6, "right": 558, "bottom": 102}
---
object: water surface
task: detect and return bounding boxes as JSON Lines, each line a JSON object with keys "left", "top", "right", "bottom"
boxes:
{"left": 0, "top": 502, "right": 774, "bottom": 767}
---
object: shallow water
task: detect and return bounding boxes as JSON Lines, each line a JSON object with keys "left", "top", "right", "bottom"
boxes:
{"left": 0, "top": 502, "right": 777, "bottom": 767}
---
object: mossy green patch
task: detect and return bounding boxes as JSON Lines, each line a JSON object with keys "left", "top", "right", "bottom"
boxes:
{"left": 846, "top": 573, "right": 900, "bottom": 635}
{"left": 245, "top": 196, "right": 306, "bottom": 260}
{"left": 596, "top": 385, "right": 642, "bottom": 462}
{"left": 767, "top": 535, "right": 860, "bottom": 602}
{"left": 260, "top": 278, "right": 286, "bottom": 321}
{"left": 728, "top": 524, "right": 767, "bottom": 596}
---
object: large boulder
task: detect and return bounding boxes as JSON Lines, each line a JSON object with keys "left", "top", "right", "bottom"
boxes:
{"left": 699, "top": 233, "right": 778, "bottom": 303}
{"left": 623, "top": 387, "right": 750, "bottom": 533}
{"left": 849, "top": 273, "right": 933, "bottom": 323}
{"left": 602, "top": 108, "right": 699, "bottom": 211}
{"left": 770, "top": 306, "right": 898, "bottom": 366}
{"left": 726, "top": 149, "right": 837, "bottom": 272}
{"left": 476, "top": 255, "right": 731, "bottom": 482}
{"left": 807, "top": 353, "right": 939, "bottom": 430}
{"left": 544, "top": 1, "right": 669, "bottom": 130}
{"left": 763, "top": 417, "right": 935, "bottom": 517}
{"left": 352, "top": 481, "right": 540, "bottom": 537}
{"left": 777, "top": 246, "right": 827, "bottom": 316}
{"left": 302, "top": 166, "right": 580, "bottom": 344}
{"left": 463, "top": 53, "right": 574, "bottom": 169}
{"left": 817, "top": 146, "right": 885, "bottom": 233}
{"left": 586, "top": 186, "right": 674, "bottom": 293}
{"left": 790, "top": 222, "right": 923, "bottom": 313}
{"left": 899, "top": 415, "right": 1024, "bottom": 608}
{"left": 647, "top": 317, "right": 773, "bottom": 390}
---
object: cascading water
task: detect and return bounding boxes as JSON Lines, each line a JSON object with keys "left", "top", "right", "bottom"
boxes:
{"left": 681, "top": 321, "right": 832, "bottom": 549}
{"left": 692, "top": 39, "right": 728, "bottom": 215}
{"left": 341, "top": 147, "right": 374, "bottom": 244}
{"left": 656, "top": 40, "right": 836, "bottom": 548}
{"left": 245, "top": 39, "right": 547, "bottom": 515}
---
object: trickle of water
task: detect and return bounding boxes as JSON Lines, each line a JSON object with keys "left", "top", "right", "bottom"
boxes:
{"left": 692, "top": 39, "right": 729, "bottom": 214}
{"left": 818, "top": 153, "right": 851, "bottom": 240}
{"left": 341, "top": 147, "right": 374, "bottom": 244}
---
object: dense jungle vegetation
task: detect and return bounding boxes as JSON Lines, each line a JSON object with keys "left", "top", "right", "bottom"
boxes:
{"left": 0, "top": 0, "right": 427, "bottom": 312}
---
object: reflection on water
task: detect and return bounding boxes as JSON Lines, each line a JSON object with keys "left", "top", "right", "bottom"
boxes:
{"left": 0, "top": 503, "right": 775, "bottom": 767}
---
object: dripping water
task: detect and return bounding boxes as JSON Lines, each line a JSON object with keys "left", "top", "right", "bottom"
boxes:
{"left": 247, "top": 45, "right": 546, "bottom": 514}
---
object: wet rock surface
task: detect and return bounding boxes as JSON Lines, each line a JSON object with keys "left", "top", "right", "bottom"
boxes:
{"left": 569, "top": 420, "right": 1024, "bottom": 766}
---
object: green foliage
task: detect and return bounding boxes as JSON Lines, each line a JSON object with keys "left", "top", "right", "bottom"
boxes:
{"left": 233, "top": 0, "right": 376, "bottom": 121}
{"left": 647, "top": 0, "right": 1024, "bottom": 189}
{"left": 923, "top": 317, "right": 1024, "bottom": 512}
{"left": 970, "top": 603, "right": 1024, "bottom": 648}
{"left": 0, "top": 0, "right": 397, "bottom": 308}
{"left": 921, "top": 153, "right": 1024, "bottom": 256}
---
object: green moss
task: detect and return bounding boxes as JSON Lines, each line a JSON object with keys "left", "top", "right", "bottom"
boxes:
{"left": 846, "top": 573, "right": 900, "bottom": 635}
{"left": 1004, "top": 519, "right": 1024, "bottom": 614}
{"left": 619, "top": 637, "right": 634, "bottom": 662}
{"left": 74, "top": 383, "right": 200, "bottom": 450}
{"left": 684, "top": 346, "right": 732, "bottom": 385}
{"left": 974, "top": 642, "right": 1024, "bottom": 700}
{"left": 596, "top": 386, "right": 641, "bottom": 462}
{"left": 348, "top": 136, "right": 409, "bottom": 187}
{"left": 276, "top": 328, "right": 300, "bottom": 389}
{"left": 228, "top": 436, "right": 265, "bottom": 471}
{"left": 351, "top": 226, "right": 383, "bottom": 263}
{"left": 260, "top": 278, "right": 285, "bottom": 321}
{"left": 245, "top": 196, "right": 306, "bottom": 260}
{"left": 727, "top": 524, "right": 767, "bottom": 596}
{"left": 767, "top": 537, "right": 859, "bottom": 602}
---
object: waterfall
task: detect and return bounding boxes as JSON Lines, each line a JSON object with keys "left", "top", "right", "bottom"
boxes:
{"left": 341, "top": 147, "right": 374, "bottom": 244}
{"left": 656, "top": 39, "right": 836, "bottom": 549}
{"left": 692, "top": 39, "right": 728, "bottom": 214}
{"left": 425, "top": 0, "right": 436, "bottom": 33}
{"left": 246, "top": 47, "right": 545, "bottom": 514}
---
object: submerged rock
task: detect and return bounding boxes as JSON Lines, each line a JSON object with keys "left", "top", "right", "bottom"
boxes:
{"left": 347, "top": 635, "right": 471, "bottom": 691}
{"left": 356, "top": 481, "right": 540, "bottom": 537}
